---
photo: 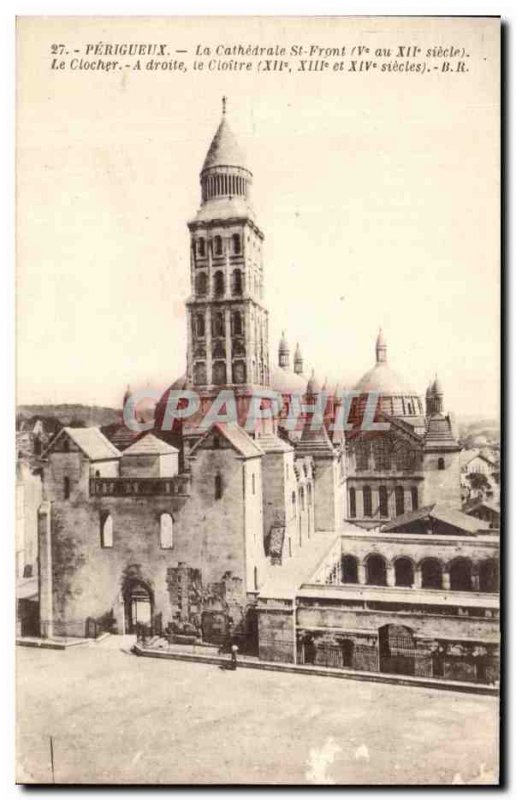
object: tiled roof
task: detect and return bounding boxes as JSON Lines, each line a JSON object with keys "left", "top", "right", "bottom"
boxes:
{"left": 122, "top": 433, "right": 179, "bottom": 456}
{"left": 56, "top": 427, "right": 121, "bottom": 461}
{"left": 424, "top": 414, "right": 459, "bottom": 448}
{"left": 460, "top": 449, "right": 496, "bottom": 467}
{"left": 381, "top": 503, "right": 482, "bottom": 535}
{"left": 190, "top": 422, "right": 263, "bottom": 459}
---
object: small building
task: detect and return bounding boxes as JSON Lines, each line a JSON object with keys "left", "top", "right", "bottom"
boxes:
{"left": 120, "top": 433, "right": 179, "bottom": 478}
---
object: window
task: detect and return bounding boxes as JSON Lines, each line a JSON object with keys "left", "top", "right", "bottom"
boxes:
{"left": 479, "top": 560, "right": 499, "bottom": 593}
{"left": 299, "top": 486, "right": 305, "bottom": 511}
{"left": 349, "top": 487, "right": 356, "bottom": 518}
{"left": 232, "top": 311, "right": 243, "bottom": 336}
{"left": 438, "top": 457, "right": 445, "bottom": 470}
{"left": 197, "top": 238, "right": 206, "bottom": 257}
{"left": 193, "top": 362, "right": 207, "bottom": 384}
{"left": 195, "top": 272, "right": 208, "bottom": 296}
{"left": 215, "top": 474, "right": 223, "bottom": 500}
{"left": 411, "top": 486, "right": 418, "bottom": 511}
{"left": 232, "top": 360, "right": 246, "bottom": 384}
{"left": 62, "top": 438, "right": 69, "bottom": 453}
{"left": 214, "top": 271, "right": 225, "bottom": 296}
{"left": 232, "top": 269, "right": 243, "bottom": 296}
{"left": 307, "top": 483, "right": 312, "bottom": 506}
{"left": 214, "top": 235, "right": 223, "bottom": 256}
{"left": 363, "top": 486, "right": 372, "bottom": 517}
{"left": 159, "top": 513, "right": 173, "bottom": 549}
{"left": 379, "top": 485, "right": 388, "bottom": 517}
{"left": 212, "top": 312, "right": 225, "bottom": 338}
{"left": 213, "top": 361, "right": 227, "bottom": 385}
{"left": 63, "top": 476, "right": 70, "bottom": 499}
{"left": 100, "top": 514, "right": 113, "bottom": 548}
{"left": 232, "top": 233, "right": 241, "bottom": 254}
{"left": 355, "top": 443, "right": 370, "bottom": 471}
{"left": 341, "top": 554, "right": 358, "bottom": 584}
{"left": 395, "top": 486, "right": 405, "bottom": 516}
{"left": 195, "top": 313, "right": 205, "bottom": 338}
{"left": 292, "top": 491, "right": 296, "bottom": 513}
{"left": 374, "top": 440, "right": 391, "bottom": 471}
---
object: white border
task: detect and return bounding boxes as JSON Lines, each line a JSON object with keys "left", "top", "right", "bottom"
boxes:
{"left": 2, "top": 2, "right": 513, "bottom": 798}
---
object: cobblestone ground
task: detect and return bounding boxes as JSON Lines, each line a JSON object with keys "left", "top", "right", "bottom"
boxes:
{"left": 16, "top": 639, "right": 499, "bottom": 785}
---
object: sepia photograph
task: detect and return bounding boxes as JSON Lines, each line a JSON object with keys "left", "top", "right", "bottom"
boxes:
{"left": 14, "top": 14, "right": 501, "bottom": 786}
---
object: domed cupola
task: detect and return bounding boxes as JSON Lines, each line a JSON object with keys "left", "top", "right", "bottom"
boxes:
{"left": 354, "top": 329, "right": 424, "bottom": 423}
{"left": 278, "top": 331, "right": 290, "bottom": 368}
{"left": 294, "top": 342, "right": 304, "bottom": 375}
{"left": 306, "top": 369, "right": 321, "bottom": 397}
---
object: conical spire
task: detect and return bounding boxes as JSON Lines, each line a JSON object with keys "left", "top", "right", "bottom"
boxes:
{"left": 375, "top": 328, "right": 387, "bottom": 364}
{"left": 306, "top": 369, "right": 321, "bottom": 396}
{"left": 201, "top": 98, "right": 248, "bottom": 173}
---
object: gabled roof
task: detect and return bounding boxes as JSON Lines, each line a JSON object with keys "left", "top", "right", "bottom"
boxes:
{"left": 190, "top": 422, "right": 263, "bottom": 459}
{"left": 463, "top": 498, "right": 500, "bottom": 516}
{"left": 46, "top": 427, "right": 121, "bottom": 461}
{"left": 460, "top": 448, "right": 496, "bottom": 467}
{"left": 381, "top": 503, "right": 483, "bottom": 535}
{"left": 122, "top": 433, "right": 179, "bottom": 456}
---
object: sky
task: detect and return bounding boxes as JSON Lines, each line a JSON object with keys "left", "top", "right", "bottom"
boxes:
{"left": 16, "top": 16, "right": 500, "bottom": 418}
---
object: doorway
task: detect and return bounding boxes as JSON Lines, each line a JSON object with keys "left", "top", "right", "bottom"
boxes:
{"left": 124, "top": 579, "right": 153, "bottom": 634}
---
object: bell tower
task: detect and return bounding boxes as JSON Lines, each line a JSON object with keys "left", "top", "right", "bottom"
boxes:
{"left": 186, "top": 99, "right": 270, "bottom": 390}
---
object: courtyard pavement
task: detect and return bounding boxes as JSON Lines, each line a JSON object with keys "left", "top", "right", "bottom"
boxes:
{"left": 16, "top": 637, "right": 499, "bottom": 785}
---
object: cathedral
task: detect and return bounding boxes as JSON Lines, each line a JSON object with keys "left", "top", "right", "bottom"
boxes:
{"left": 33, "top": 102, "right": 499, "bottom": 683}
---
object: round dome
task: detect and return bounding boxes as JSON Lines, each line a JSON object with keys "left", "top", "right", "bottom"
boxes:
{"left": 270, "top": 366, "right": 307, "bottom": 394}
{"left": 354, "top": 363, "right": 415, "bottom": 395}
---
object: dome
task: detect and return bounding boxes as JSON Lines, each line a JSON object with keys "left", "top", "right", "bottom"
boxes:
{"left": 270, "top": 366, "right": 307, "bottom": 395}
{"left": 354, "top": 363, "right": 415, "bottom": 395}
{"left": 202, "top": 114, "right": 248, "bottom": 173}
{"left": 433, "top": 375, "right": 444, "bottom": 395}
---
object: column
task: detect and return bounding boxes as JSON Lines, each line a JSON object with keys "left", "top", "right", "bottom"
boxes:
{"left": 205, "top": 307, "right": 212, "bottom": 385}
{"left": 225, "top": 307, "right": 232, "bottom": 384}
{"left": 386, "top": 564, "right": 395, "bottom": 587}
{"left": 358, "top": 563, "right": 366, "bottom": 585}
{"left": 414, "top": 566, "right": 422, "bottom": 589}
{"left": 38, "top": 502, "right": 53, "bottom": 639}
{"left": 442, "top": 570, "right": 451, "bottom": 591}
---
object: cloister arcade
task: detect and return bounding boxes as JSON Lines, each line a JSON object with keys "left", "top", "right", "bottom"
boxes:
{"left": 324, "top": 552, "right": 499, "bottom": 593}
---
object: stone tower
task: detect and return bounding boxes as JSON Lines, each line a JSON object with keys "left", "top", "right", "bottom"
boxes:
{"left": 186, "top": 99, "right": 270, "bottom": 391}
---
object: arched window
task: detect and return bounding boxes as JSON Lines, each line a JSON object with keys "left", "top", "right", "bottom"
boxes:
{"left": 232, "top": 360, "right": 246, "bottom": 384}
{"left": 374, "top": 440, "right": 391, "bottom": 471}
{"left": 195, "top": 272, "right": 208, "bottom": 296}
{"left": 232, "top": 311, "right": 243, "bottom": 336}
{"left": 395, "top": 486, "right": 405, "bottom": 517}
{"left": 232, "top": 269, "right": 243, "bottom": 296}
{"left": 394, "top": 557, "right": 414, "bottom": 587}
{"left": 349, "top": 487, "right": 356, "bottom": 518}
{"left": 449, "top": 558, "right": 473, "bottom": 591}
{"left": 195, "top": 313, "right": 205, "bottom": 338}
{"left": 479, "top": 560, "right": 499, "bottom": 593}
{"left": 214, "top": 271, "right": 225, "bottom": 296}
{"left": 213, "top": 361, "right": 227, "bottom": 386}
{"left": 100, "top": 514, "right": 113, "bottom": 548}
{"left": 213, "top": 235, "right": 223, "bottom": 256}
{"left": 193, "top": 362, "right": 207, "bottom": 384}
{"left": 159, "top": 513, "right": 173, "bottom": 549}
{"left": 411, "top": 486, "right": 418, "bottom": 511}
{"left": 63, "top": 476, "right": 70, "bottom": 499}
{"left": 379, "top": 486, "right": 388, "bottom": 517}
{"left": 366, "top": 554, "right": 387, "bottom": 586}
{"left": 214, "top": 474, "right": 223, "bottom": 500}
{"left": 363, "top": 486, "right": 372, "bottom": 517}
{"left": 355, "top": 443, "right": 370, "bottom": 472}
{"left": 232, "top": 233, "right": 241, "bottom": 254}
{"left": 212, "top": 312, "right": 225, "bottom": 338}
{"left": 197, "top": 238, "right": 206, "bottom": 257}
{"left": 438, "top": 457, "right": 445, "bottom": 470}
{"left": 420, "top": 558, "right": 443, "bottom": 589}
{"left": 341, "top": 554, "right": 358, "bottom": 584}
